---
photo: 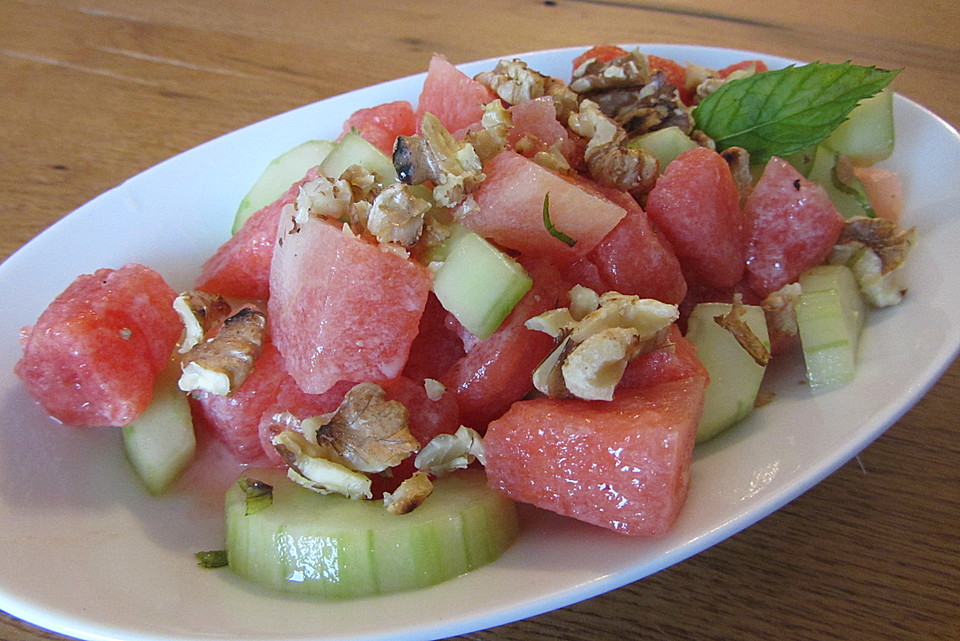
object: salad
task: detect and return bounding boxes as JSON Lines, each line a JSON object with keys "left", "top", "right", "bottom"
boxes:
{"left": 12, "top": 44, "right": 914, "bottom": 599}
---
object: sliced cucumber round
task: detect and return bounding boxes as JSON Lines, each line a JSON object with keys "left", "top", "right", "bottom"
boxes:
{"left": 225, "top": 468, "right": 518, "bottom": 598}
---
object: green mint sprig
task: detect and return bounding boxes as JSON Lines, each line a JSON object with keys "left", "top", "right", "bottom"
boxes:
{"left": 692, "top": 62, "right": 899, "bottom": 163}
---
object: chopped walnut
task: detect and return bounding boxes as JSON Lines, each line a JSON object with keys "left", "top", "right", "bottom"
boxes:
{"left": 365, "top": 182, "right": 431, "bottom": 246}
{"left": 383, "top": 471, "right": 434, "bottom": 515}
{"left": 570, "top": 49, "right": 650, "bottom": 94}
{"left": 178, "top": 306, "right": 267, "bottom": 396}
{"left": 464, "top": 100, "right": 513, "bottom": 163}
{"left": 475, "top": 60, "right": 579, "bottom": 122}
{"left": 172, "top": 290, "right": 231, "bottom": 354}
{"left": 307, "top": 382, "right": 420, "bottom": 474}
{"left": 827, "top": 216, "right": 916, "bottom": 307}
{"left": 568, "top": 99, "right": 659, "bottom": 193}
{"left": 272, "top": 429, "right": 373, "bottom": 500}
{"left": 720, "top": 146, "right": 753, "bottom": 199}
{"left": 714, "top": 296, "right": 771, "bottom": 367}
{"left": 761, "top": 282, "right": 803, "bottom": 342}
{"left": 393, "top": 113, "right": 485, "bottom": 208}
{"left": 589, "top": 71, "right": 694, "bottom": 137}
{"left": 529, "top": 291, "right": 678, "bottom": 400}
{"left": 415, "top": 426, "right": 486, "bottom": 476}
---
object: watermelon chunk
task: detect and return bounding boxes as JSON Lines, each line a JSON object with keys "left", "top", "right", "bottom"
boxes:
{"left": 484, "top": 376, "right": 707, "bottom": 536}
{"left": 507, "top": 97, "right": 576, "bottom": 162}
{"left": 744, "top": 156, "right": 845, "bottom": 298}
{"left": 340, "top": 100, "right": 416, "bottom": 156}
{"left": 196, "top": 166, "right": 324, "bottom": 301}
{"left": 416, "top": 54, "right": 496, "bottom": 134}
{"left": 644, "top": 146, "right": 746, "bottom": 289}
{"left": 467, "top": 150, "right": 627, "bottom": 266}
{"left": 269, "top": 212, "right": 432, "bottom": 394}
{"left": 564, "top": 185, "right": 687, "bottom": 304}
{"left": 16, "top": 263, "right": 181, "bottom": 427}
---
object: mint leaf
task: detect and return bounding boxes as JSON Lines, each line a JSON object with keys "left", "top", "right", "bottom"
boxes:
{"left": 542, "top": 193, "right": 577, "bottom": 247}
{"left": 693, "top": 62, "right": 899, "bottom": 163}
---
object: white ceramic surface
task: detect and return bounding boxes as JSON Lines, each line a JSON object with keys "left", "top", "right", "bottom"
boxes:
{"left": 1, "top": 45, "right": 958, "bottom": 641}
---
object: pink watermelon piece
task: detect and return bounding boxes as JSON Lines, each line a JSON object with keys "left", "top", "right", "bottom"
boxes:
{"left": 439, "top": 256, "right": 567, "bottom": 430}
{"left": 416, "top": 54, "right": 496, "bottom": 135}
{"left": 401, "top": 293, "right": 466, "bottom": 384}
{"left": 269, "top": 212, "right": 432, "bottom": 394}
{"left": 340, "top": 100, "right": 417, "bottom": 156}
{"left": 507, "top": 97, "right": 577, "bottom": 162}
{"left": 644, "top": 146, "right": 747, "bottom": 290}
{"left": 16, "top": 263, "right": 181, "bottom": 427}
{"left": 743, "top": 156, "right": 845, "bottom": 297}
{"left": 484, "top": 375, "right": 707, "bottom": 536}
{"left": 466, "top": 150, "right": 627, "bottom": 266}
{"left": 564, "top": 185, "right": 688, "bottom": 304}
{"left": 620, "top": 324, "right": 708, "bottom": 390}
{"left": 195, "top": 166, "right": 324, "bottom": 301}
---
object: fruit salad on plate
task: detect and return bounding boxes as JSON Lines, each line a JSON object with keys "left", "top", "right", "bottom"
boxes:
{"left": 13, "top": 44, "right": 914, "bottom": 598}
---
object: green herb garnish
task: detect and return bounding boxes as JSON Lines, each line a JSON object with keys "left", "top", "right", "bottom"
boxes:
{"left": 542, "top": 193, "right": 576, "bottom": 247}
{"left": 693, "top": 62, "right": 899, "bottom": 163}
{"left": 238, "top": 477, "right": 273, "bottom": 516}
{"left": 195, "top": 549, "right": 229, "bottom": 569}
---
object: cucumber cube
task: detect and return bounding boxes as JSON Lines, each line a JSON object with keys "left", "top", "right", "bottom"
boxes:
{"left": 796, "top": 264, "right": 866, "bottom": 391}
{"left": 626, "top": 126, "right": 697, "bottom": 172}
{"left": 233, "top": 140, "right": 336, "bottom": 234}
{"left": 431, "top": 230, "right": 533, "bottom": 339}
{"left": 685, "top": 302, "right": 770, "bottom": 443}
{"left": 319, "top": 130, "right": 399, "bottom": 187}
{"left": 122, "top": 359, "right": 196, "bottom": 495}
{"left": 826, "top": 87, "right": 895, "bottom": 166}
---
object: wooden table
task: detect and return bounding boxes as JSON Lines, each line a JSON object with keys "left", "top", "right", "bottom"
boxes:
{"left": 1, "top": 1, "right": 957, "bottom": 640}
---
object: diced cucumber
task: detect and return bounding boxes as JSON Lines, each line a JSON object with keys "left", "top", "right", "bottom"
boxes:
{"left": 825, "top": 87, "right": 895, "bottom": 166}
{"left": 783, "top": 145, "right": 816, "bottom": 177}
{"left": 319, "top": 130, "right": 399, "bottom": 187}
{"left": 225, "top": 469, "right": 518, "bottom": 598}
{"left": 232, "top": 140, "right": 336, "bottom": 234}
{"left": 808, "top": 144, "right": 875, "bottom": 218}
{"left": 626, "top": 126, "right": 697, "bottom": 172}
{"left": 431, "top": 230, "right": 533, "bottom": 339}
{"left": 121, "top": 358, "right": 196, "bottom": 495}
{"left": 795, "top": 264, "right": 866, "bottom": 391}
{"left": 685, "top": 302, "right": 770, "bottom": 444}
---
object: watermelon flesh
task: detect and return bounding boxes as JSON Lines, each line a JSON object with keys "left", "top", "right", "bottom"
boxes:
{"left": 743, "top": 157, "right": 845, "bottom": 298}
{"left": 484, "top": 376, "right": 707, "bottom": 536}
{"left": 16, "top": 263, "right": 181, "bottom": 427}
{"left": 269, "top": 212, "right": 432, "bottom": 394}
{"left": 416, "top": 54, "right": 496, "bottom": 134}
{"left": 644, "top": 146, "right": 746, "bottom": 289}
{"left": 340, "top": 100, "right": 416, "bottom": 156}
{"left": 467, "top": 150, "right": 627, "bottom": 267}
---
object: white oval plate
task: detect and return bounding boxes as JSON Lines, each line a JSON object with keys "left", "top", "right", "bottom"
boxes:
{"left": 1, "top": 45, "right": 958, "bottom": 641}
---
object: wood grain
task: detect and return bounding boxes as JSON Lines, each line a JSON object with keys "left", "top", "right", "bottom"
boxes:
{"left": 1, "top": 1, "right": 957, "bottom": 640}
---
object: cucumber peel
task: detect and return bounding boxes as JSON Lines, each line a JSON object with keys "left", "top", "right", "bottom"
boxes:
{"left": 225, "top": 468, "right": 518, "bottom": 598}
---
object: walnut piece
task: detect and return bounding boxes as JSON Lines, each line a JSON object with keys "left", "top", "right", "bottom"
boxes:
{"left": 568, "top": 99, "right": 659, "bottom": 193}
{"left": 570, "top": 49, "right": 650, "bottom": 94}
{"left": 272, "top": 429, "right": 373, "bottom": 500}
{"left": 827, "top": 216, "right": 916, "bottom": 307}
{"left": 475, "top": 59, "right": 578, "bottom": 122}
{"left": 308, "top": 382, "right": 420, "bottom": 474}
{"left": 713, "top": 295, "right": 771, "bottom": 367}
{"left": 365, "top": 182, "right": 431, "bottom": 247}
{"left": 173, "top": 290, "right": 231, "bottom": 354}
{"left": 178, "top": 306, "right": 267, "bottom": 396}
{"left": 529, "top": 291, "right": 679, "bottom": 401}
{"left": 383, "top": 471, "right": 434, "bottom": 515}
{"left": 415, "top": 425, "right": 486, "bottom": 476}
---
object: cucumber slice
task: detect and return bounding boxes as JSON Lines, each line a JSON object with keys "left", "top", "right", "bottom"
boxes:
{"left": 121, "top": 358, "right": 196, "bottom": 495}
{"left": 808, "top": 144, "right": 875, "bottom": 219}
{"left": 825, "top": 87, "right": 895, "bottom": 166}
{"left": 685, "top": 302, "right": 770, "bottom": 443}
{"left": 626, "top": 126, "right": 697, "bottom": 172}
{"left": 225, "top": 469, "right": 518, "bottom": 598}
{"left": 431, "top": 230, "right": 533, "bottom": 339}
{"left": 795, "top": 264, "right": 866, "bottom": 391}
{"left": 233, "top": 140, "right": 336, "bottom": 234}
{"left": 319, "top": 130, "right": 399, "bottom": 187}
